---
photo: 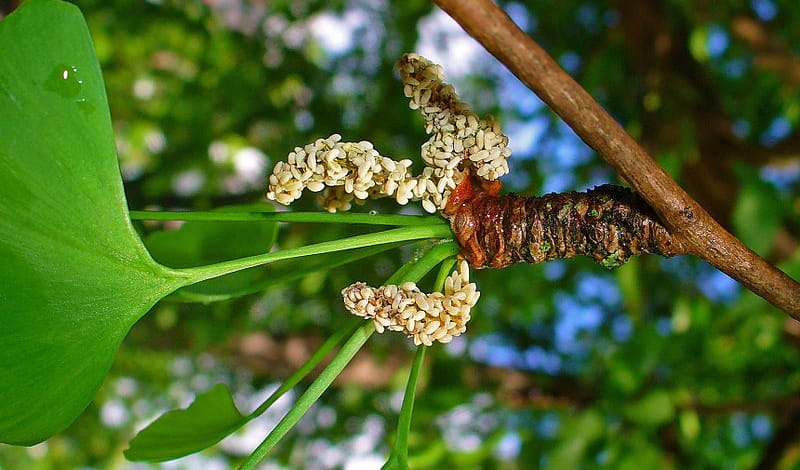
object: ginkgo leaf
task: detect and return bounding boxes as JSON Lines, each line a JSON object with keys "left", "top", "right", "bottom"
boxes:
{"left": 0, "top": 0, "right": 189, "bottom": 445}
{"left": 124, "top": 384, "right": 247, "bottom": 462}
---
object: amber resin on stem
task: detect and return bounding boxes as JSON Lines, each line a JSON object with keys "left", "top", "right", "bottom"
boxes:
{"left": 444, "top": 176, "right": 686, "bottom": 269}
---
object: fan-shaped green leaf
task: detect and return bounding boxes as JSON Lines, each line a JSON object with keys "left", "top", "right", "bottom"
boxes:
{"left": 124, "top": 384, "right": 246, "bottom": 462}
{"left": 0, "top": 0, "right": 189, "bottom": 445}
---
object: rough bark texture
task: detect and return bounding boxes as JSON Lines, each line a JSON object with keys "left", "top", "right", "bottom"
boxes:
{"left": 450, "top": 185, "right": 684, "bottom": 269}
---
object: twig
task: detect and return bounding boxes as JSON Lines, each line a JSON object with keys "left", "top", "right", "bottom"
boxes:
{"left": 433, "top": 0, "right": 800, "bottom": 318}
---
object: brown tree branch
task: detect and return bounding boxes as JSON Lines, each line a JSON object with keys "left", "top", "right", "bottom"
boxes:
{"left": 433, "top": 0, "right": 800, "bottom": 319}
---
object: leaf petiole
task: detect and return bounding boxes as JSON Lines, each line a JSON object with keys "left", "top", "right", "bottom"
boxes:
{"left": 385, "top": 241, "right": 459, "bottom": 286}
{"left": 130, "top": 210, "right": 447, "bottom": 227}
{"left": 238, "top": 321, "right": 375, "bottom": 470}
{"left": 383, "top": 345, "right": 426, "bottom": 470}
{"left": 180, "top": 224, "right": 454, "bottom": 285}
{"left": 245, "top": 318, "right": 363, "bottom": 421}
{"left": 384, "top": 254, "right": 457, "bottom": 469}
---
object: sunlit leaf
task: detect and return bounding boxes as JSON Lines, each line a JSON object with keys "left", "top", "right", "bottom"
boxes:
{"left": 732, "top": 165, "right": 783, "bottom": 257}
{"left": 688, "top": 27, "right": 710, "bottom": 62}
{"left": 0, "top": 0, "right": 188, "bottom": 444}
{"left": 679, "top": 410, "right": 701, "bottom": 441}
{"left": 546, "top": 410, "right": 605, "bottom": 470}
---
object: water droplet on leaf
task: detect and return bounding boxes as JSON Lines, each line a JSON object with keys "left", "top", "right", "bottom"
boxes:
{"left": 76, "top": 98, "right": 95, "bottom": 114}
{"left": 45, "top": 64, "right": 82, "bottom": 98}
{"left": 44, "top": 64, "right": 94, "bottom": 114}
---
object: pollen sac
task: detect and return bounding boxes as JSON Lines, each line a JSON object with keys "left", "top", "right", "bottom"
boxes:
{"left": 266, "top": 134, "right": 450, "bottom": 214}
{"left": 396, "top": 53, "right": 513, "bottom": 207}
{"left": 341, "top": 261, "right": 480, "bottom": 346}
{"left": 266, "top": 54, "right": 513, "bottom": 215}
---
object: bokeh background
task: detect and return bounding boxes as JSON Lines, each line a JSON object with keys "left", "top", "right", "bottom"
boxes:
{"left": 2, "top": 0, "right": 800, "bottom": 468}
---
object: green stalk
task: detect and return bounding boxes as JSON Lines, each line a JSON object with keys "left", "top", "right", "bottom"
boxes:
{"left": 130, "top": 210, "right": 446, "bottom": 226}
{"left": 238, "top": 243, "right": 459, "bottom": 469}
{"left": 386, "top": 241, "right": 459, "bottom": 286}
{"left": 382, "top": 345, "right": 426, "bottom": 470}
{"left": 238, "top": 321, "right": 374, "bottom": 470}
{"left": 383, "top": 254, "right": 457, "bottom": 470}
{"left": 433, "top": 257, "right": 457, "bottom": 292}
{"left": 245, "top": 318, "right": 362, "bottom": 421}
{"left": 179, "top": 225, "right": 453, "bottom": 285}
{"left": 169, "top": 242, "right": 409, "bottom": 303}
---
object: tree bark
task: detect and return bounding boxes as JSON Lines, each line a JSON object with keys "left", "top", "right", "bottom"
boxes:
{"left": 449, "top": 183, "right": 684, "bottom": 269}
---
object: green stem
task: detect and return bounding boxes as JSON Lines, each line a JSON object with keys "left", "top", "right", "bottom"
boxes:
{"left": 383, "top": 345, "right": 426, "bottom": 470}
{"left": 130, "top": 210, "right": 446, "bottom": 226}
{"left": 385, "top": 241, "right": 459, "bottom": 286}
{"left": 238, "top": 243, "right": 459, "bottom": 469}
{"left": 180, "top": 225, "right": 453, "bottom": 285}
{"left": 433, "top": 257, "right": 457, "bottom": 292}
{"left": 245, "top": 318, "right": 362, "bottom": 421}
{"left": 383, "top": 254, "right": 457, "bottom": 470}
{"left": 168, "top": 242, "right": 410, "bottom": 303}
{"left": 238, "top": 321, "right": 375, "bottom": 470}
{"left": 397, "top": 346, "right": 426, "bottom": 454}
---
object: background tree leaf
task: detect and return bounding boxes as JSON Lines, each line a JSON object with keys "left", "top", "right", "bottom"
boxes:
{"left": 546, "top": 410, "right": 605, "bottom": 470}
{"left": 0, "top": 0, "right": 188, "bottom": 445}
{"left": 623, "top": 389, "right": 675, "bottom": 427}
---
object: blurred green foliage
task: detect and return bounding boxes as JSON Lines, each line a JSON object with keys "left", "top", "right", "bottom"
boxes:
{"left": 2, "top": 0, "right": 800, "bottom": 468}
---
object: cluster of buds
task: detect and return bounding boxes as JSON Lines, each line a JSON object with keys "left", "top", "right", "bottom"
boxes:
{"left": 397, "top": 53, "right": 511, "bottom": 195}
{"left": 267, "top": 54, "right": 507, "bottom": 344}
{"left": 267, "top": 134, "right": 447, "bottom": 213}
{"left": 266, "top": 53, "right": 511, "bottom": 214}
{"left": 341, "top": 261, "right": 479, "bottom": 345}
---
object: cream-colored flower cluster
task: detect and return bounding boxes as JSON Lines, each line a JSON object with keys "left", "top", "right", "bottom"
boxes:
{"left": 267, "top": 54, "right": 499, "bottom": 344}
{"left": 341, "top": 261, "right": 479, "bottom": 346}
{"left": 266, "top": 53, "right": 511, "bottom": 214}
{"left": 397, "top": 53, "right": 511, "bottom": 190}
{"left": 267, "top": 134, "right": 446, "bottom": 213}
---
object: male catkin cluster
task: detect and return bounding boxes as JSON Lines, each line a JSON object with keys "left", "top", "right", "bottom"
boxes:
{"left": 266, "top": 53, "right": 513, "bottom": 214}
{"left": 341, "top": 261, "right": 479, "bottom": 345}
{"left": 266, "top": 54, "right": 496, "bottom": 345}
{"left": 396, "top": 53, "right": 511, "bottom": 196}
{"left": 266, "top": 52, "right": 685, "bottom": 343}
{"left": 267, "top": 134, "right": 433, "bottom": 212}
